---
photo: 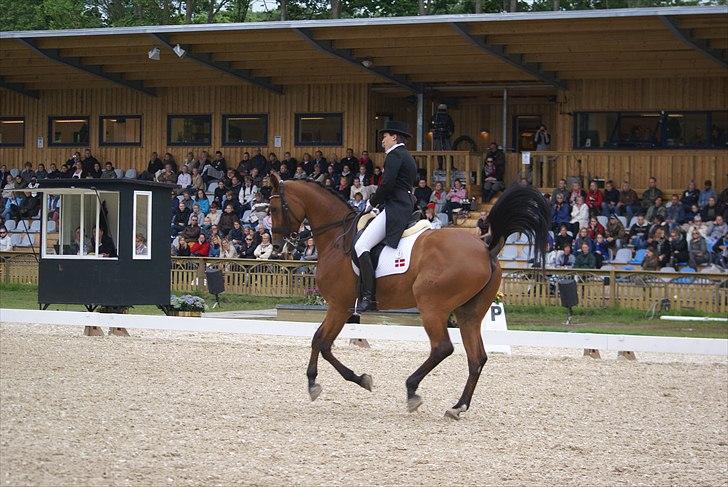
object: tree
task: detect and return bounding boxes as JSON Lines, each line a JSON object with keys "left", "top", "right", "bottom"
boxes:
{"left": 331, "top": 0, "right": 340, "bottom": 18}
{"left": 280, "top": 0, "right": 288, "bottom": 20}
{"left": 475, "top": 0, "right": 482, "bottom": 13}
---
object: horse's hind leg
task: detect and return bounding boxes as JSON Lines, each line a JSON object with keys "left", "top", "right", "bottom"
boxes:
{"left": 405, "top": 307, "right": 454, "bottom": 413}
{"left": 446, "top": 266, "right": 502, "bottom": 420}
{"left": 307, "top": 305, "right": 372, "bottom": 401}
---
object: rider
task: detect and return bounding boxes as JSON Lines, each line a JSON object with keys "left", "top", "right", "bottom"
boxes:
{"left": 354, "top": 121, "right": 418, "bottom": 313}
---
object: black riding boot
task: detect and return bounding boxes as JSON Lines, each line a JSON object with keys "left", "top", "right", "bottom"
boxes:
{"left": 356, "top": 252, "right": 377, "bottom": 313}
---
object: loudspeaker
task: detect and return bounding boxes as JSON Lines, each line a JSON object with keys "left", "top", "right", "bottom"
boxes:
{"left": 205, "top": 267, "right": 225, "bottom": 296}
{"left": 558, "top": 278, "right": 578, "bottom": 309}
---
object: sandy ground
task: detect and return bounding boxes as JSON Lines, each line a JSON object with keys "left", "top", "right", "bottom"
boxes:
{"left": 1, "top": 323, "right": 727, "bottom": 486}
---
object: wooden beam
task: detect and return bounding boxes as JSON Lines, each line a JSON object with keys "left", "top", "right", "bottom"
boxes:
{"left": 16, "top": 38, "right": 156, "bottom": 97}
{"left": 659, "top": 16, "right": 728, "bottom": 70}
{"left": 150, "top": 33, "right": 284, "bottom": 95}
{"left": 0, "top": 75, "right": 40, "bottom": 99}
{"left": 453, "top": 22, "right": 563, "bottom": 91}
{"left": 293, "top": 27, "right": 425, "bottom": 95}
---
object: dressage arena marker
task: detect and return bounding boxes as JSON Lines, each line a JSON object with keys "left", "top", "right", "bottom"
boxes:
{"left": 2, "top": 308, "right": 726, "bottom": 357}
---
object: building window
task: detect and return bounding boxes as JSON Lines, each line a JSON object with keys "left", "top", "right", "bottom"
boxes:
{"left": 167, "top": 115, "right": 212, "bottom": 146}
{"left": 100, "top": 115, "right": 142, "bottom": 146}
{"left": 49, "top": 116, "right": 90, "bottom": 146}
{"left": 295, "top": 113, "right": 343, "bottom": 146}
{"left": 132, "top": 191, "right": 152, "bottom": 260}
{"left": 222, "top": 114, "right": 268, "bottom": 146}
{"left": 42, "top": 190, "right": 119, "bottom": 259}
{"left": 0, "top": 117, "right": 24, "bottom": 147}
{"left": 574, "top": 111, "right": 726, "bottom": 149}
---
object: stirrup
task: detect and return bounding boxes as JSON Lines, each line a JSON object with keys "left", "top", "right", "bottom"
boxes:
{"left": 355, "top": 296, "right": 377, "bottom": 314}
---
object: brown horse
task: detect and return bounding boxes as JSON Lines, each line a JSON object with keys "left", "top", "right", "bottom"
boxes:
{"left": 268, "top": 173, "right": 550, "bottom": 419}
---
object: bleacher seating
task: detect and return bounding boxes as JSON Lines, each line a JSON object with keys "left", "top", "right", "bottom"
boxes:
{"left": 611, "top": 248, "right": 633, "bottom": 264}
{"left": 628, "top": 248, "right": 647, "bottom": 265}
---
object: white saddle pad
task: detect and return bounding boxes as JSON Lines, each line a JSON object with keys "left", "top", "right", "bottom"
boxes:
{"left": 352, "top": 221, "right": 432, "bottom": 278}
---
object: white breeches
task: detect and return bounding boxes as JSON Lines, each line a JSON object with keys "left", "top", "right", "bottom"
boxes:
{"left": 354, "top": 209, "right": 387, "bottom": 257}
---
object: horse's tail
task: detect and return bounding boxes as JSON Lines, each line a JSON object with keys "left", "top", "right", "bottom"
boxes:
{"left": 485, "top": 184, "right": 551, "bottom": 264}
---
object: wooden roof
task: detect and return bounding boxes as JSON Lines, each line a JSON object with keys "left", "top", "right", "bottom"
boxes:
{"left": 0, "top": 6, "right": 726, "bottom": 97}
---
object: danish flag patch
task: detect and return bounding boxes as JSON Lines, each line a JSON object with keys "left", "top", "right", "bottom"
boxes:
{"left": 394, "top": 258, "right": 406, "bottom": 268}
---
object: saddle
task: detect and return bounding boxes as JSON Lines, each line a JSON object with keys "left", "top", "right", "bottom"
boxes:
{"left": 351, "top": 210, "right": 428, "bottom": 271}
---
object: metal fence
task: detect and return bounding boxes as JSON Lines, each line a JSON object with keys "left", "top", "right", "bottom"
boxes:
{"left": 1, "top": 252, "right": 726, "bottom": 314}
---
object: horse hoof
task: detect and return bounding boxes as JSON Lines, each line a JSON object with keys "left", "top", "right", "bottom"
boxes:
{"left": 444, "top": 405, "right": 467, "bottom": 420}
{"left": 407, "top": 395, "right": 423, "bottom": 413}
{"left": 360, "top": 374, "right": 373, "bottom": 392}
{"left": 309, "top": 384, "right": 322, "bottom": 402}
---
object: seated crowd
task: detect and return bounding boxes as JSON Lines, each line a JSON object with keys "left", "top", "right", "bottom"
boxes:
{"left": 545, "top": 176, "right": 728, "bottom": 270}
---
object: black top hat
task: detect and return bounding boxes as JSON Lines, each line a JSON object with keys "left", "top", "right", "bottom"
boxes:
{"left": 378, "top": 121, "right": 412, "bottom": 139}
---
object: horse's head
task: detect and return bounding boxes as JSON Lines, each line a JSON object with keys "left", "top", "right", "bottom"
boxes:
{"left": 269, "top": 172, "right": 305, "bottom": 253}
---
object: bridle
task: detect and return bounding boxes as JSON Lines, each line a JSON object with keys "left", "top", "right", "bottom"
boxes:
{"left": 270, "top": 180, "right": 357, "bottom": 246}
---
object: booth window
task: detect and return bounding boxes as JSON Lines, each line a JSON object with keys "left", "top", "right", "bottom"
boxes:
{"left": 43, "top": 191, "right": 119, "bottom": 259}
{"left": 574, "top": 111, "right": 726, "bottom": 149}
{"left": 295, "top": 113, "right": 343, "bottom": 146}
{"left": 0, "top": 117, "right": 24, "bottom": 147}
{"left": 100, "top": 115, "right": 142, "bottom": 146}
{"left": 222, "top": 114, "right": 268, "bottom": 146}
{"left": 133, "top": 191, "right": 152, "bottom": 259}
{"left": 167, "top": 115, "right": 212, "bottom": 146}
{"left": 49, "top": 116, "right": 90, "bottom": 146}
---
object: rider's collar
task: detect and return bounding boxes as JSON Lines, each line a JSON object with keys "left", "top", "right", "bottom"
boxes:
{"left": 385, "top": 143, "right": 405, "bottom": 155}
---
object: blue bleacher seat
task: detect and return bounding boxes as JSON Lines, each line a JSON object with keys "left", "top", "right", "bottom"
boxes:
{"left": 612, "top": 248, "right": 633, "bottom": 264}
{"left": 4, "top": 220, "right": 16, "bottom": 231}
{"left": 629, "top": 248, "right": 647, "bottom": 265}
{"left": 29, "top": 220, "right": 41, "bottom": 232}
{"left": 46, "top": 220, "right": 57, "bottom": 232}
{"left": 500, "top": 245, "right": 518, "bottom": 261}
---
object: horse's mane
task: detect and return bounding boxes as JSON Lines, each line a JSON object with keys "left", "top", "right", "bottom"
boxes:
{"left": 291, "top": 179, "right": 354, "bottom": 211}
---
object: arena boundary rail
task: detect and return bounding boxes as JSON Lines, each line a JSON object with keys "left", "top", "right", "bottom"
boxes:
{"left": 2, "top": 253, "right": 727, "bottom": 314}
{"left": 1, "top": 309, "right": 726, "bottom": 357}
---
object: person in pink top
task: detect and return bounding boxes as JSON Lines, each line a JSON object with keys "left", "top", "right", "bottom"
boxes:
{"left": 444, "top": 178, "right": 468, "bottom": 223}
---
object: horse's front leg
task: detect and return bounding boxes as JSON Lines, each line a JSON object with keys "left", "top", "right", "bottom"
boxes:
{"left": 307, "top": 305, "right": 372, "bottom": 401}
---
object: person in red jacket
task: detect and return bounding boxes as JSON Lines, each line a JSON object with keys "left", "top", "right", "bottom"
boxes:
{"left": 586, "top": 216, "right": 605, "bottom": 240}
{"left": 585, "top": 180, "right": 604, "bottom": 216}
{"left": 189, "top": 233, "right": 210, "bottom": 256}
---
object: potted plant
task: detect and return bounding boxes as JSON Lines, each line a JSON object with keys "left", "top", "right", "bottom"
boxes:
{"left": 169, "top": 294, "right": 207, "bottom": 317}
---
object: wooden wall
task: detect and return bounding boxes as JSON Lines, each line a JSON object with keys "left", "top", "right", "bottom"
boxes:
{"left": 0, "top": 84, "right": 371, "bottom": 172}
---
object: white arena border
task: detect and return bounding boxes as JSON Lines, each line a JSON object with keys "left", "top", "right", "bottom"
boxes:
{"left": 1, "top": 308, "right": 727, "bottom": 357}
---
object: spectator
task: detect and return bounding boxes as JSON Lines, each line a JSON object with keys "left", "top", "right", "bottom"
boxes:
{"left": 604, "top": 214, "right": 625, "bottom": 250}
{"left": 278, "top": 163, "right": 292, "bottom": 181}
{"left": 585, "top": 181, "right": 603, "bottom": 216}
{"left": 281, "top": 152, "right": 297, "bottom": 171}
{"left": 207, "top": 203, "right": 221, "bottom": 226}
{"left": 222, "top": 190, "right": 243, "bottom": 218}
{"left": 268, "top": 153, "right": 280, "bottom": 173}
{"left": 669, "top": 228, "right": 689, "bottom": 266}
{"left": 213, "top": 180, "right": 228, "bottom": 205}
{"left": 359, "top": 150, "right": 374, "bottom": 178}
{"left": 424, "top": 204, "right": 442, "bottom": 229}
{"left": 228, "top": 220, "right": 245, "bottom": 248}
{"left": 593, "top": 234, "right": 609, "bottom": 265}
{"left": 554, "top": 225, "right": 573, "bottom": 251}
{"left": 641, "top": 247, "right": 661, "bottom": 271}
{"left": 617, "top": 180, "right": 640, "bottom": 221}
{"left": 534, "top": 124, "right": 551, "bottom": 150}
{"left": 712, "top": 232, "right": 727, "bottom": 268}
{"left": 699, "top": 180, "right": 716, "bottom": 208}
{"left": 183, "top": 151, "right": 198, "bottom": 172}
{"left": 172, "top": 236, "right": 190, "bottom": 256}
{"left": 2, "top": 174, "right": 16, "bottom": 199}
{"left": 200, "top": 216, "right": 212, "bottom": 239}
{"left": 340, "top": 165, "right": 354, "bottom": 186}
{"left": 310, "top": 164, "right": 325, "bottom": 184}
{"left": 189, "top": 233, "right": 210, "bottom": 257}
{"left": 220, "top": 238, "right": 238, "bottom": 259}
{"left": 340, "top": 148, "right": 358, "bottom": 174}
{"left": 574, "top": 227, "right": 594, "bottom": 253}
{"left": 688, "top": 229, "right": 709, "bottom": 269}
{"left": 628, "top": 214, "right": 650, "bottom": 249}
{"left": 239, "top": 234, "right": 257, "bottom": 258}
{"left": 555, "top": 244, "right": 575, "bottom": 267}
{"left": 81, "top": 148, "right": 99, "bottom": 174}
{"left": 429, "top": 181, "right": 447, "bottom": 215}
{"left": 157, "top": 164, "right": 176, "bottom": 184}
{"left": 568, "top": 182, "right": 586, "bottom": 206}
{"left": 218, "top": 203, "right": 239, "bottom": 237}
{"left": 646, "top": 196, "right": 667, "bottom": 222}
{"left": 177, "top": 165, "right": 192, "bottom": 189}
{"left": 295, "top": 237, "right": 318, "bottom": 261}
{"left": 47, "top": 163, "right": 61, "bottom": 180}
{"left": 481, "top": 157, "right": 504, "bottom": 204}
{"left": 190, "top": 167, "right": 204, "bottom": 192}
{"left": 684, "top": 214, "right": 708, "bottom": 238}
{"left": 707, "top": 215, "right": 727, "bottom": 242}
{"left": 212, "top": 150, "right": 228, "bottom": 175}
{"left": 444, "top": 179, "right": 468, "bottom": 223}
{"left": 188, "top": 204, "right": 204, "bottom": 226}
{"left": 701, "top": 197, "right": 719, "bottom": 222}
{"left": 371, "top": 167, "right": 383, "bottom": 187}
{"left": 414, "top": 178, "right": 432, "bottom": 211}
{"left": 569, "top": 195, "right": 589, "bottom": 234}
{"left": 89, "top": 162, "right": 103, "bottom": 179}
{"left": 336, "top": 176, "right": 350, "bottom": 200}
{"left": 550, "top": 179, "right": 569, "bottom": 204}
{"left": 209, "top": 225, "right": 220, "bottom": 243}
{"left": 0, "top": 165, "right": 8, "bottom": 189}
{"left": 574, "top": 242, "right": 596, "bottom": 269}
{"left": 179, "top": 190, "right": 194, "bottom": 210}
{"left": 91, "top": 227, "right": 117, "bottom": 257}
{"left": 0, "top": 227, "right": 12, "bottom": 251}
{"left": 254, "top": 233, "right": 274, "bottom": 260}
{"left": 666, "top": 194, "right": 684, "bottom": 229}
{"left": 147, "top": 151, "right": 163, "bottom": 175}
{"left": 35, "top": 163, "right": 48, "bottom": 180}
{"left": 194, "top": 189, "right": 210, "bottom": 215}
{"left": 681, "top": 180, "right": 700, "bottom": 208}
{"left": 101, "top": 162, "right": 117, "bottom": 179}
{"left": 649, "top": 227, "right": 671, "bottom": 267}
{"left": 485, "top": 143, "right": 506, "bottom": 181}
{"left": 135, "top": 233, "right": 148, "bottom": 256}
{"left": 171, "top": 201, "right": 191, "bottom": 236}
{"left": 250, "top": 193, "right": 269, "bottom": 224}
{"left": 682, "top": 204, "right": 700, "bottom": 225}
{"left": 586, "top": 216, "right": 605, "bottom": 240}
{"left": 350, "top": 178, "right": 369, "bottom": 201}
{"left": 476, "top": 211, "right": 489, "bottom": 237}
{"left": 348, "top": 192, "right": 365, "bottom": 213}
{"left": 163, "top": 152, "right": 178, "bottom": 173}
{"left": 208, "top": 234, "right": 221, "bottom": 258}
{"left": 601, "top": 180, "right": 620, "bottom": 216}
{"left": 312, "top": 151, "right": 327, "bottom": 174}
{"left": 66, "top": 151, "right": 81, "bottom": 170}
{"left": 237, "top": 152, "right": 251, "bottom": 174}
{"left": 431, "top": 104, "right": 454, "bottom": 151}
{"left": 293, "top": 166, "right": 307, "bottom": 180}
{"left": 181, "top": 214, "right": 201, "bottom": 242}
{"left": 551, "top": 192, "right": 570, "bottom": 234}
{"left": 641, "top": 176, "right": 663, "bottom": 210}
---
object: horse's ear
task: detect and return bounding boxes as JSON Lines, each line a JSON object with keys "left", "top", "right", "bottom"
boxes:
{"left": 270, "top": 171, "right": 281, "bottom": 192}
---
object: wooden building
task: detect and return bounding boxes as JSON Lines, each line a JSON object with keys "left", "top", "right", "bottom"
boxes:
{"left": 1, "top": 6, "right": 726, "bottom": 190}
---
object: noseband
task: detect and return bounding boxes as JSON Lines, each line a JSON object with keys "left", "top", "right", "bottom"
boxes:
{"left": 270, "top": 180, "right": 357, "bottom": 244}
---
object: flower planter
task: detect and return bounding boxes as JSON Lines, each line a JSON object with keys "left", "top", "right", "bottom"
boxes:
{"left": 169, "top": 310, "right": 202, "bottom": 317}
